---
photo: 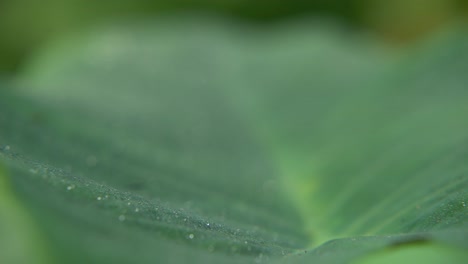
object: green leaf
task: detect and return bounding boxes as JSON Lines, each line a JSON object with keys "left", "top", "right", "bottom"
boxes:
{"left": 356, "top": 243, "right": 467, "bottom": 264}
{"left": 1, "top": 18, "right": 467, "bottom": 263}
{"left": 0, "top": 156, "right": 51, "bottom": 264}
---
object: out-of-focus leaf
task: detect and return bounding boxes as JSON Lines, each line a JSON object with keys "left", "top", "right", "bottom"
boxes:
{"left": 0, "top": 18, "right": 467, "bottom": 263}
{"left": 0, "top": 159, "right": 51, "bottom": 264}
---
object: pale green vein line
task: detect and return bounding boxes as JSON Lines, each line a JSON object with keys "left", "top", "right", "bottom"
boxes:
{"left": 315, "top": 142, "right": 422, "bottom": 228}
{"left": 317, "top": 102, "right": 467, "bottom": 227}
{"left": 339, "top": 147, "right": 467, "bottom": 235}
{"left": 363, "top": 176, "right": 468, "bottom": 235}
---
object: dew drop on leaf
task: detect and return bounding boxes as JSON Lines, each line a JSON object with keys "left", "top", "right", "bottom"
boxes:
{"left": 86, "top": 155, "right": 98, "bottom": 167}
{"left": 231, "top": 246, "right": 238, "bottom": 253}
{"left": 254, "top": 253, "right": 263, "bottom": 263}
{"left": 208, "top": 245, "right": 214, "bottom": 252}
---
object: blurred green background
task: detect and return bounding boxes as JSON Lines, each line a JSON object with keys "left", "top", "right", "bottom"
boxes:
{"left": 0, "top": 0, "right": 467, "bottom": 73}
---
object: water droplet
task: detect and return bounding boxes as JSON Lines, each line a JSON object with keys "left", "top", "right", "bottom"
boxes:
{"left": 86, "top": 155, "right": 98, "bottom": 167}
{"left": 67, "top": 185, "right": 75, "bottom": 191}
{"left": 105, "top": 195, "right": 109, "bottom": 199}
{"left": 188, "top": 234, "right": 194, "bottom": 239}
{"left": 29, "top": 169, "right": 38, "bottom": 174}
{"left": 118, "top": 215, "right": 126, "bottom": 221}
{"left": 127, "top": 202, "right": 131, "bottom": 206}
{"left": 183, "top": 218, "right": 187, "bottom": 222}
{"left": 255, "top": 253, "right": 263, "bottom": 263}
{"left": 244, "top": 241, "right": 248, "bottom": 244}
{"left": 97, "top": 196, "right": 102, "bottom": 201}
{"left": 206, "top": 223, "right": 210, "bottom": 227}
{"left": 135, "top": 208, "right": 139, "bottom": 212}
{"left": 4, "top": 145, "right": 10, "bottom": 151}
{"left": 463, "top": 202, "right": 466, "bottom": 207}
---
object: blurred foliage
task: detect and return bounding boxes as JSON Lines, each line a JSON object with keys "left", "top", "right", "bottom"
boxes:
{"left": 0, "top": 0, "right": 467, "bottom": 72}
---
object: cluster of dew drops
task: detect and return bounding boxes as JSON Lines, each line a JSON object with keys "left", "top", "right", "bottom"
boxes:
{"left": 2, "top": 144, "right": 276, "bottom": 262}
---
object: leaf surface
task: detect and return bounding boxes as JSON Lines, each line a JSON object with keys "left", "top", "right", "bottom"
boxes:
{"left": 0, "top": 18, "right": 467, "bottom": 263}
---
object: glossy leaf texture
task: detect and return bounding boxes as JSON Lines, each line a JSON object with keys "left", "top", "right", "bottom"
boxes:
{"left": 0, "top": 17, "right": 467, "bottom": 263}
